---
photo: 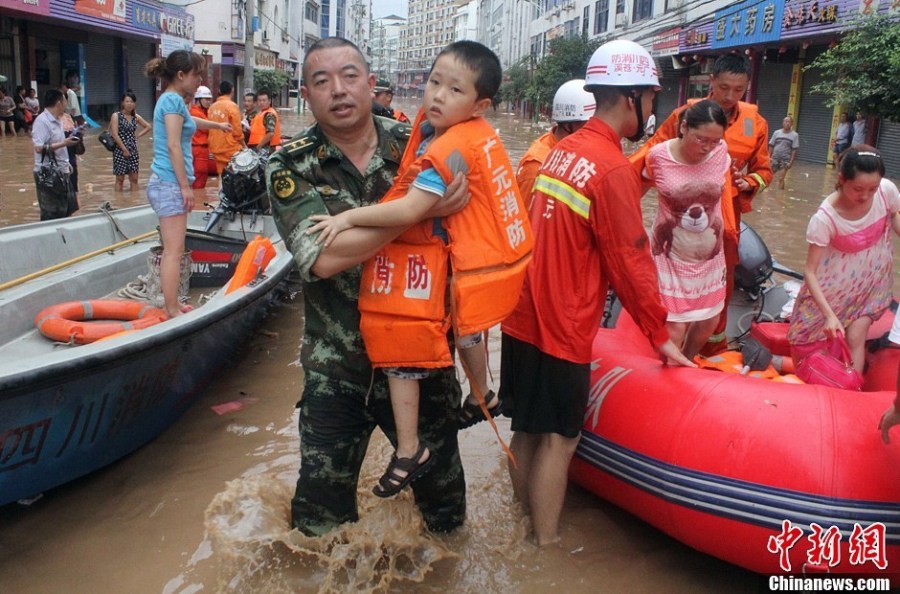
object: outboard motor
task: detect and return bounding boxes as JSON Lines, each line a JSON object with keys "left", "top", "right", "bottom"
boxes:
{"left": 734, "top": 221, "right": 774, "bottom": 293}
{"left": 204, "top": 149, "right": 271, "bottom": 232}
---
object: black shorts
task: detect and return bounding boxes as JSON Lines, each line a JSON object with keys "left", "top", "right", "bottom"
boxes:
{"left": 499, "top": 333, "right": 590, "bottom": 438}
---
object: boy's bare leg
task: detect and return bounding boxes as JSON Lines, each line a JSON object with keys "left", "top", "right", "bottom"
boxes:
{"left": 388, "top": 376, "right": 426, "bottom": 461}
{"left": 459, "top": 340, "right": 491, "bottom": 405}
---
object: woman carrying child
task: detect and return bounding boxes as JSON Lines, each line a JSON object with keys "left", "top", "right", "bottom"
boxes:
{"left": 788, "top": 147, "right": 900, "bottom": 374}
{"left": 643, "top": 99, "right": 731, "bottom": 359}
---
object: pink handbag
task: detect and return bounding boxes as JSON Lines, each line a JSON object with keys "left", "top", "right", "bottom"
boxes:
{"left": 796, "top": 336, "right": 863, "bottom": 391}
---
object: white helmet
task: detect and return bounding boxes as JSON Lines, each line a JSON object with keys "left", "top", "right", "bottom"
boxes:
{"left": 552, "top": 79, "right": 595, "bottom": 122}
{"left": 585, "top": 39, "right": 660, "bottom": 90}
{"left": 194, "top": 86, "right": 213, "bottom": 100}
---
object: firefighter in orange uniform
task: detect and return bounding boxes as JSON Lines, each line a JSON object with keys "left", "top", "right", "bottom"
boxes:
{"left": 516, "top": 79, "right": 595, "bottom": 207}
{"left": 248, "top": 90, "right": 281, "bottom": 152}
{"left": 630, "top": 53, "right": 773, "bottom": 354}
{"left": 189, "top": 85, "right": 213, "bottom": 188}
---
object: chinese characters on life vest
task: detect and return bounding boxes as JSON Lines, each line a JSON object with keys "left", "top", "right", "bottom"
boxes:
{"left": 483, "top": 137, "right": 528, "bottom": 250}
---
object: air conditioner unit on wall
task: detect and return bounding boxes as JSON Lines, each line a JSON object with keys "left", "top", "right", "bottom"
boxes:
{"left": 615, "top": 13, "right": 628, "bottom": 27}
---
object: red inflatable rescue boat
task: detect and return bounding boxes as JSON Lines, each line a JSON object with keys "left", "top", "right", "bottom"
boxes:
{"left": 570, "top": 310, "right": 900, "bottom": 579}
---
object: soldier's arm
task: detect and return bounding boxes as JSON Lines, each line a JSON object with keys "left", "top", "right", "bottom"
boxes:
{"left": 313, "top": 173, "right": 468, "bottom": 276}
{"left": 312, "top": 172, "right": 468, "bottom": 277}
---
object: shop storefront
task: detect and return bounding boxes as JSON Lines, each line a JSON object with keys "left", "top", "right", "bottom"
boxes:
{"left": 675, "top": 0, "right": 894, "bottom": 166}
{"left": 0, "top": 0, "right": 193, "bottom": 123}
{"left": 647, "top": 27, "right": 682, "bottom": 121}
{"left": 877, "top": 121, "right": 900, "bottom": 178}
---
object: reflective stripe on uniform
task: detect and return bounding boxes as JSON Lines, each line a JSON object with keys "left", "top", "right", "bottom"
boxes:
{"left": 748, "top": 172, "right": 767, "bottom": 194}
{"left": 534, "top": 174, "right": 591, "bottom": 219}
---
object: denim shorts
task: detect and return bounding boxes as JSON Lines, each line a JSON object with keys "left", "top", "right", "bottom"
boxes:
{"left": 147, "top": 173, "right": 188, "bottom": 218}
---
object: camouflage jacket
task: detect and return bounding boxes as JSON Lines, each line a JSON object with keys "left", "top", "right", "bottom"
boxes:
{"left": 267, "top": 116, "right": 411, "bottom": 384}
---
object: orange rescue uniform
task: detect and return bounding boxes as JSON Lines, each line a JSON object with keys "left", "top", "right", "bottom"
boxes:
{"left": 208, "top": 96, "right": 245, "bottom": 175}
{"left": 358, "top": 111, "right": 534, "bottom": 369}
{"left": 189, "top": 103, "right": 210, "bottom": 189}
{"left": 515, "top": 130, "right": 557, "bottom": 210}
{"left": 248, "top": 107, "right": 281, "bottom": 149}
{"left": 503, "top": 117, "right": 669, "bottom": 364}
{"left": 630, "top": 99, "right": 773, "bottom": 352}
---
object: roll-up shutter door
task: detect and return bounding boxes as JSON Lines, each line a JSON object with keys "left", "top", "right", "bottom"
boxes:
{"left": 0, "top": 36, "right": 14, "bottom": 89}
{"left": 84, "top": 35, "right": 121, "bottom": 105}
{"left": 124, "top": 40, "right": 156, "bottom": 118}
{"left": 655, "top": 57, "right": 680, "bottom": 123}
{"left": 754, "top": 60, "right": 792, "bottom": 142}
{"left": 876, "top": 121, "right": 900, "bottom": 179}
{"left": 795, "top": 48, "right": 831, "bottom": 164}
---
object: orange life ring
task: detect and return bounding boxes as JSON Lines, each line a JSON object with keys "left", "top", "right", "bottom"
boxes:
{"left": 34, "top": 300, "right": 167, "bottom": 344}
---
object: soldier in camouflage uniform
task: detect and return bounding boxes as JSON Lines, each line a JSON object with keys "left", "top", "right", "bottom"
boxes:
{"left": 268, "top": 37, "right": 468, "bottom": 537}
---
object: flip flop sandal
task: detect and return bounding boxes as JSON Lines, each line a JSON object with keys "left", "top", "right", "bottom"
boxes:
{"left": 458, "top": 390, "right": 502, "bottom": 429}
{"left": 372, "top": 442, "right": 435, "bottom": 498}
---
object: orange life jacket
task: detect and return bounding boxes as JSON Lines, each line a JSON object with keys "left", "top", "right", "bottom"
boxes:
{"left": 358, "top": 110, "right": 534, "bottom": 368}
{"left": 248, "top": 107, "right": 281, "bottom": 147}
{"left": 190, "top": 104, "right": 209, "bottom": 146}
{"left": 516, "top": 131, "right": 557, "bottom": 209}
{"left": 695, "top": 350, "right": 803, "bottom": 383}
{"left": 394, "top": 109, "right": 411, "bottom": 124}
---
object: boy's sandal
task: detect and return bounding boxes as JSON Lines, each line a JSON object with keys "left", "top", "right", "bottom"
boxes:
{"left": 372, "top": 442, "right": 435, "bottom": 498}
{"left": 458, "top": 390, "right": 502, "bottom": 429}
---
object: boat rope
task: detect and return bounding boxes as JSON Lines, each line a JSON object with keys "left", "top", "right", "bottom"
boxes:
{"left": 98, "top": 202, "right": 130, "bottom": 241}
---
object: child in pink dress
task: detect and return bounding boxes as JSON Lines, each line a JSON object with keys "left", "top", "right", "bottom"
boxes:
{"left": 788, "top": 147, "right": 900, "bottom": 373}
{"left": 644, "top": 100, "right": 731, "bottom": 358}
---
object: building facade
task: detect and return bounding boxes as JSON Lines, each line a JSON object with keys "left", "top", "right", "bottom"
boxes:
{"left": 511, "top": 0, "right": 899, "bottom": 175}
{"left": 189, "top": 0, "right": 301, "bottom": 107}
{"left": 369, "top": 14, "right": 403, "bottom": 87}
{"left": 397, "top": 0, "right": 458, "bottom": 98}
{"left": 0, "top": 0, "right": 194, "bottom": 123}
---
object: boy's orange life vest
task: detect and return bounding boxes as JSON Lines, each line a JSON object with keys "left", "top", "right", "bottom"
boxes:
{"left": 248, "top": 107, "right": 281, "bottom": 147}
{"left": 358, "top": 110, "right": 534, "bottom": 368}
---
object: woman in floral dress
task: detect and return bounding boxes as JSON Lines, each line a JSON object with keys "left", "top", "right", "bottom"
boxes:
{"left": 788, "top": 147, "right": 900, "bottom": 373}
{"left": 110, "top": 90, "right": 150, "bottom": 190}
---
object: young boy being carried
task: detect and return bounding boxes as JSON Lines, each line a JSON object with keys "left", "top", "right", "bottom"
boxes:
{"left": 308, "top": 41, "right": 533, "bottom": 498}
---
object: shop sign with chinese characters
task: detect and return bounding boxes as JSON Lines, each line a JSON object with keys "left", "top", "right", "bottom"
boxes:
{"left": 711, "top": 0, "right": 785, "bottom": 49}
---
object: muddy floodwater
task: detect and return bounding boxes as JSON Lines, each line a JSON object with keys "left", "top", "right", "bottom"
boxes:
{"left": 1, "top": 100, "right": 897, "bottom": 593}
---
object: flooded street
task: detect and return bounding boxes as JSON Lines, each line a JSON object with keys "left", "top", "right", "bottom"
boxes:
{"left": 0, "top": 101, "right": 896, "bottom": 593}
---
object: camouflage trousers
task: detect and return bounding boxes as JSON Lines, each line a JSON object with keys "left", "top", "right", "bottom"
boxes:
{"left": 291, "top": 368, "right": 466, "bottom": 536}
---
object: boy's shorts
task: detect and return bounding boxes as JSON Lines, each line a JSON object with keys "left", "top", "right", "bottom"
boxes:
{"left": 833, "top": 141, "right": 849, "bottom": 156}
{"left": 498, "top": 333, "right": 589, "bottom": 438}
{"left": 147, "top": 173, "right": 189, "bottom": 218}
{"left": 771, "top": 157, "right": 791, "bottom": 173}
{"left": 383, "top": 333, "right": 482, "bottom": 380}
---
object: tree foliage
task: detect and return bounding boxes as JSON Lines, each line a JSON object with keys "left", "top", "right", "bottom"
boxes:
{"left": 253, "top": 68, "right": 291, "bottom": 98}
{"left": 806, "top": 15, "right": 900, "bottom": 121}
{"left": 499, "top": 60, "right": 531, "bottom": 106}
{"left": 528, "top": 35, "right": 601, "bottom": 112}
